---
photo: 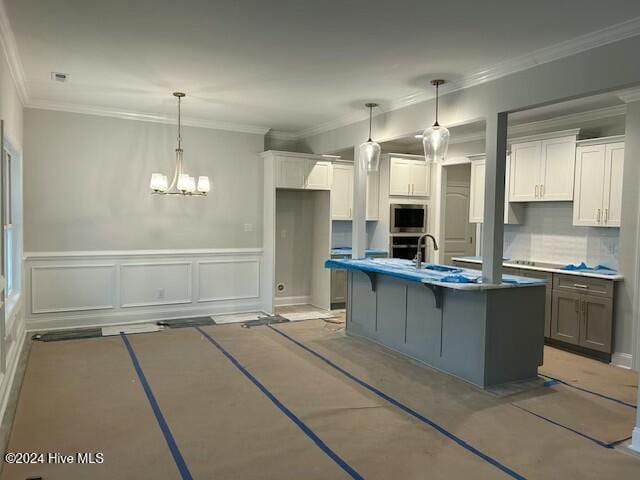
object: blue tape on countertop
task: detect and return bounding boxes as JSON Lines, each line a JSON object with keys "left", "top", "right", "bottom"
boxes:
{"left": 121, "top": 334, "right": 193, "bottom": 480}
{"left": 560, "top": 262, "right": 617, "bottom": 275}
{"left": 194, "top": 327, "right": 364, "bottom": 480}
{"left": 268, "top": 325, "right": 527, "bottom": 480}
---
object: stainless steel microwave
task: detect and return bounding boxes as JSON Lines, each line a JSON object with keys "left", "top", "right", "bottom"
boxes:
{"left": 390, "top": 203, "right": 427, "bottom": 233}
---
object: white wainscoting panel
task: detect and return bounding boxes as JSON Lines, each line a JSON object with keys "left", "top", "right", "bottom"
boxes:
{"left": 25, "top": 249, "right": 265, "bottom": 331}
{"left": 120, "top": 262, "right": 192, "bottom": 308}
{"left": 31, "top": 264, "right": 115, "bottom": 314}
{"left": 197, "top": 259, "right": 259, "bottom": 302}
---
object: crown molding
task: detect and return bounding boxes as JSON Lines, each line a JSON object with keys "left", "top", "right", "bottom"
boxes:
{"left": 0, "top": 0, "right": 28, "bottom": 104}
{"left": 295, "top": 16, "right": 640, "bottom": 140}
{"left": 616, "top": 87, "right": 640, "bottom": 103}
{"left": 26, "top": 99, "right": 271, "bottom": 135}
{"left": 265, "top": 129, "right": 299, "bottom": 141}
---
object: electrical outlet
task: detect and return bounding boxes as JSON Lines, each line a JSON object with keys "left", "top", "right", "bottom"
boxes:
{"left": 244, "top": 223, "right": 253, "bottom": 232}
{"left": 155, "top": 288, "right": 165, "bottom": 299}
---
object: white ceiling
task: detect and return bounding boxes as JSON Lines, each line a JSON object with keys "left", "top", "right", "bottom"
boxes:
{"left": 6, "top": 0, "right": 640, "bottom": 134}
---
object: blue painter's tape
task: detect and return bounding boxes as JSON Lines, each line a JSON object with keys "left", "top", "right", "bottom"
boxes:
{"left": 194, "top": 327, "right": 364, "bottom": 480}
{"left": 120, "top": 333, "right": 193, "bottom": 480}
{"left": 267, "top": 325, "right": 527, "bottom": 480}
{"left": 512, "top": 404, "right": 616, "bottom": 449}
{"left": 543, "top": 379, "right": 561, "bottom": 387}
{"left": 540, "top": 374, "right": 637, "bottom": 409}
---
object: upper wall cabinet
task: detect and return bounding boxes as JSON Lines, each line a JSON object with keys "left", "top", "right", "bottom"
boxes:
{"left": 573, "top": 137, "right": 624, "bottom": 227}
{"left": 468, "top": 154, "right": 523, "bottom": 224}
{"left": 389, "top": 156, "right": 431, "bottom": 197}
{"left": 509, "top": 132, "right": 578, "bottom": 202}
{"left": 275, "top": 155, "right": 332, "bottom": 190}
{"left": 330, "top": 163, "right": 379, "bottom": 221}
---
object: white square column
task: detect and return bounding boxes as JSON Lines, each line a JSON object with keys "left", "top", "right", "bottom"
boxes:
{"left": 481, "top": 112, "right": 508, "bottom": 284}
{"left": 352, "top": 146, "right": 368, "bottom": 259}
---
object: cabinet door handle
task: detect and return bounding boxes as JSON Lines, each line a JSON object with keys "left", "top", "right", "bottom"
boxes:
{"left": 540, "top": 184, "right": 544, "bottom": 197}
{"left": 408, "top": 184, "right": 411, "bottom": 195}
{"left": 573, "top": 283, "right": 589, "bottom": 289}
{"left": 412, "top": 184, "right": 415, "bottom": 195}
{"left": 596, "top": 209, "right": 601, "bottom": 223}
{"left": 604, "top": 208, "right": 608, "bottom": 223}
{"left": 575, "top": 299, "right": 580, "bottom": 313}
{"left": 535, "top": 185, "right": 538, "bottom": 198}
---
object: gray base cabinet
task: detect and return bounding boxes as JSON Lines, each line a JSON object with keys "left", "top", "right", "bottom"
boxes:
{"left": 550, "top": 274, "right": 613, "bottom": 353}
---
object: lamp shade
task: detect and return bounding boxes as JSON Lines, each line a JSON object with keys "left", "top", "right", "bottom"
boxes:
{"left": 197, "top": 176, "right": 210, "bottom": 193}
{"left": 150, "top": 173, "right": 168, "bottom": 192}
{"left": 422, "top": 124, "right": 450, "bottom": 163}
{"left": 177, "top": 173, "right": 191, "bottom": 192}
{"left": 359, "top": 140, "right": 381, "bottom": 172}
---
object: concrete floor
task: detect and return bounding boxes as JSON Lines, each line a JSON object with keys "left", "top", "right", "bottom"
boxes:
{"left": 1, "top": 317, "right": 639, "bottom": 479}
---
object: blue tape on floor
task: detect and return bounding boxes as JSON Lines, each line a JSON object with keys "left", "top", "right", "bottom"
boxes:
{"left": 267, "top": 325, "right": 527, "bottom": 480}
{"left": 194, "top": 326, "right": 364, "bottom": 480}
{"left": 540, "top": 374, "right": 637, "bottom": 409}
{"left": 120, "top": 334, "right": 193, "bottom": 480}
{"left": 511, "top": 404, "right": 615, "bottom": 449}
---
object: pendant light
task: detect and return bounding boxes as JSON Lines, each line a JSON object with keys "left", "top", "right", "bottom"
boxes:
{"left": 422, "top": 79, "right": 450, "bottom": 163}
{"left": 359, "top": 102, "right": 381, "bottom": 172}
{"left": 150, "top": 92, "right": 210, "bottom": 196}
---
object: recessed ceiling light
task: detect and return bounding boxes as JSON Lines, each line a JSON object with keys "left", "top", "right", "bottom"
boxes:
{"left": 51, "top": 72, "right": 69, "bottom": 82}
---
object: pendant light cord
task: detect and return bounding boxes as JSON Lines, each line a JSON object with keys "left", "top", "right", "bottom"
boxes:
{"left": 177, "top": 95, "right": 182, "bottom": 150}
{"left": 434, "top": 83, "right": 440, "bottom": 127}
{"left": 368, "top": 104, "right": 373, "bottom": 142}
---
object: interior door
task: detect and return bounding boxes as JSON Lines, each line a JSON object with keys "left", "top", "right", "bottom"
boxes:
{"left": 602, "top": 142, "right": 624, "bottom": 227}
{"left": 410, "top": 161, "right": 430, "bottom": 197}
{"left": 540, "top": 136, "right": 576, "bottom": 200}
{"left": 573, "top": 145, "right": 605, "bottom": 226}
{"left": 389, "top": 158, "right": 411, "bottom": 196}
{"left": 509, "top": 141, "right": 541, "bottom": 201}
{"left": 580, "top": 294, "right": 613, "bottom": 353}
{"left": 443, "top": 184, "right": 475, "bottom": 264}
{"left": 331, "top": 164, "right": 353, "bottom": 220}
{"left": 551, "top": 290, "right": 581, "bottom": 345}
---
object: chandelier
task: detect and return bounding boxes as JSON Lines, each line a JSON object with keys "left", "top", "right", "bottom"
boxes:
{"left": 149, "top": 92, "right": 210, "bottom": 196}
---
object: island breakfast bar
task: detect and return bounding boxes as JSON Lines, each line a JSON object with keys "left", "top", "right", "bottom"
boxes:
{"left": 326, "top": 258, "right": 547, "bottom": 389}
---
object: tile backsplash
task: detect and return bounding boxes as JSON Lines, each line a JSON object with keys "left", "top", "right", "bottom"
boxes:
{"left": 332, "top": 221, "right": 377, "bottom": 249}
{"left": 503, "top": 203, "right": 619, "bottom": 269}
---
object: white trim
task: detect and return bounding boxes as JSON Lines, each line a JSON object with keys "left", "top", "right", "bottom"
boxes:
{"left": 266, "top": 130, "right": 299, "bottom": 141}
{"left": 30, "top": 264, "right": 116, "bottom": 314}
{"left": 196, "top": 259, "right": 260, "bottom": 303}
{"left": 119, "top": 261, "right": 193, "bottom": 308}
{"left": 611, "top": 352, "right": 633, "bottom": 369}
{"left": 24, "top": 248, "right": 263, "bottom": 261}
{"left": 260, "top": 150, "right": 328, "bottom": 160}
{"left": 26, "top": 300, "right": 264, "bottom": 332}
{"left": 274, "top": 295, "right": 312, "bottom": 307}
{"left": 508, "top": 128, "right": 582, "bottom": 145}
{"left": 0, "top": 0, "right": 27, "bottom": 104}
{"left": 0, "top": 318, "right": 26, "bottom": 430}
{"left": 576, "top": 135, "right": 626, "bottom": 146}
{"left": 632, "top": 427, "right": 640, "bottom": 453}
{"left": 295, "top": 18, "right": 640, "bottom": 140}
{"left": 26, "top": 100, "right": 270, "bottom": 135}
{"left": 616, "top": 87, "right": 640, "bottom": 104}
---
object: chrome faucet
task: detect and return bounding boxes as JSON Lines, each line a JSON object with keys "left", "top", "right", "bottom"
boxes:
{"left": 415, "top": 234, "right": 439, "bottom": 269}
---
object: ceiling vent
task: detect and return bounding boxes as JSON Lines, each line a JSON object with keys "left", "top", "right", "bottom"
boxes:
{"left": 51, "top": 72, "right": 69, "bottom": 83}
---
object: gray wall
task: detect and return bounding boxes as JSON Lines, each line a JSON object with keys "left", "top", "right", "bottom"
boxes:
{"left": 275, "top": 189, "right": 314, "bottom": 299}
{"left": 24, "top": 109, "right": 264, "bottom": 251}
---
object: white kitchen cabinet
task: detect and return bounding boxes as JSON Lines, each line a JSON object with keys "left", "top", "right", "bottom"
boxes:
{"left": 330, "top": 163, "right": 379, "bottom": 220}
{"left": 389, "top": 156, "right": 430, "bottom": 197}
{"left": 468, "top": 155, "right": 523, "bottom": 224}
{"left": 573, "top": 139, "right": 624, "bottom": 227}
{"left": 275, "top": 156, "right": 331, "bottom": 190}
{"left": 509, "top": 133, "right": 577, "bottom": 202}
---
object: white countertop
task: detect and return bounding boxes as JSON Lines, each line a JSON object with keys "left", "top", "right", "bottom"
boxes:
{"left": 451, "top": 257, "right": 623, "bottom": 281}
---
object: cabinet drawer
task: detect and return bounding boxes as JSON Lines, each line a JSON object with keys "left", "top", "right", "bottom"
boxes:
{"left": 552, "top": 274, "right": 613, "bottom": 297}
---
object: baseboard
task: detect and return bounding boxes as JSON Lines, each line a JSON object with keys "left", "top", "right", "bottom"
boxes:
{"left": 631, "top": 427, "right": 640, "bottom": 453}
{"left": 274, "top": 295, "right": 311, "bottom": 307}
{"left": 611, "top": 352, "right": 633, "bottom": 369}
{"left": 26, "top": 299, "right": 264, "bottom": 332}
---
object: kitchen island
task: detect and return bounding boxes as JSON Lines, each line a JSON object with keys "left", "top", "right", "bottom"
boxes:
{"left": 325, "top": 258, "right": 547, "bottom": 388}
